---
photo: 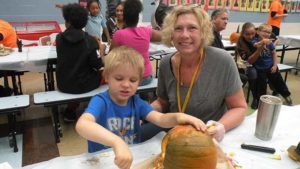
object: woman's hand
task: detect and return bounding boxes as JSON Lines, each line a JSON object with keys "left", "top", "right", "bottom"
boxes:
{"left": 206, "top": 120, "right": 225, "bottom": 142}
{"left": 113, "top": 139, "right": 133, "bottom": 169}
{"left": 176, "top": 113, "right": 207, "bottom": 132}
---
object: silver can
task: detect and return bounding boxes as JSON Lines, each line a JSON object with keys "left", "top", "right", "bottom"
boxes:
{"left": 254, "top": 95, "right": 282, "bottom": 141}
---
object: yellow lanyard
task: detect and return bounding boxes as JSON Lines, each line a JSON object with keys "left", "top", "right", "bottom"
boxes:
{"left": 176, "top": 49, "right": 204, "bottom": 113}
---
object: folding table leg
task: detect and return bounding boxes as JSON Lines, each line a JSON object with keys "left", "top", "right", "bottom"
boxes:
{"left": 7, "top": 112, "right": 18, "bottom": 152}
{"left": 51, "top": 106, "right": 62, "bottom": 143}
{"left": 11, "top": 75, "right": 20, "bottom": 95}
{"left": 295, "top": 50, "right": 300, "bottom": 75}
{"left": 43, "top": 73, "right": 48, "bottom": 91}
{"left": 17, "top": 75, "right": 23, "bottom": 94}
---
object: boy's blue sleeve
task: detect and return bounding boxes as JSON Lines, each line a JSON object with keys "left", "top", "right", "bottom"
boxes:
{"left": 85, "top": 95, "right": 106, "bottom": 120}
{"left": 268, "top": 43, "right": 276, "bottom": 51}
{"left": 135, "top": 96, "right": 154, "bottom": 120}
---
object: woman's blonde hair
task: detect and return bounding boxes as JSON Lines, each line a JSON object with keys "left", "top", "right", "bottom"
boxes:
{"left": 103, "top": 46, "right": 144, "bottom": 80}
{"left": 161, "top": 4, "right": 213, "bottom": 48}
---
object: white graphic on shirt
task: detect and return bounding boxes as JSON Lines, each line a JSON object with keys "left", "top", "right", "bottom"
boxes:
{"left": 107, "top": 117, "right": 136, "bottom": 144}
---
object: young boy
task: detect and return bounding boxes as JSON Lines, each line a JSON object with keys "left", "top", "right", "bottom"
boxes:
{"left": 251, "top": 23, "right": 292, "bottom": 105}
{"left": 76, "top": 46, "right": 207, "bottom": 169}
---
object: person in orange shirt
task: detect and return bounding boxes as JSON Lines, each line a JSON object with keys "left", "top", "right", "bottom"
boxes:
{"left": 267, "top": 0, "right": 288, "bottom": 36}
{"left": 0, "top": 19, "right": 17, "bottom": 48}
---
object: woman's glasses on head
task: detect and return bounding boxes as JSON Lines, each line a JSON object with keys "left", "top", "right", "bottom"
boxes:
{"left": 260, "top": 30, "right": 272, "bottom": 34}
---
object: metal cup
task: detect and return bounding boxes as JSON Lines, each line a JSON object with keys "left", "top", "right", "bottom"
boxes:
{"left": 254, "top": 95, "right": 282, "bottom": 141}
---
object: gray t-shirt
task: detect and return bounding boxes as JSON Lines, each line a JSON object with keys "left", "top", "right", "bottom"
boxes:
{"left": 157, "top": 46, "right": 242, "bottom": 122}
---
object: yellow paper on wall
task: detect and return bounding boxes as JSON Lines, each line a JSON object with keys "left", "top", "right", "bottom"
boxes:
{"left": 253, "top": 0, "right": 262, "bottom": 12}
{"left": 261, "top": 0, "right": 270, "bottom": 12}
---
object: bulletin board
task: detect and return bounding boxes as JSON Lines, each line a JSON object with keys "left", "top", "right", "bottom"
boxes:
{"left": 164, "top": 0, "right": 300, "bottom": 13}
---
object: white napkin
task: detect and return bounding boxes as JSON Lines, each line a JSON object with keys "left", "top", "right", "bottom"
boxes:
{"left": 0, "top": 162, "right": 13, "bottom": 169}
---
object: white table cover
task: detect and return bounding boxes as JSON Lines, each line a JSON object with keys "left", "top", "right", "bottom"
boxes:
{"left": 16, "top": 106, "right": 300, "bottom": 169}
{"left": 0, "top": 46, "right": 56, "bottom": 72}
{"left": 221, "top": 105, "right": 300, "bottom": 169}
{"left": 279, "top": 35, "right": 300, "bottom": 47}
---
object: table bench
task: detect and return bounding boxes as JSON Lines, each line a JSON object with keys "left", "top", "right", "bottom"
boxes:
{"left": 276, "top": 45, "right": 300, "bottom": 63}
{"left": 0, "top": 95, "right": 30, "bottom": 152}
{"left": 33, "top": 78, "right": 158, "bottom": 143}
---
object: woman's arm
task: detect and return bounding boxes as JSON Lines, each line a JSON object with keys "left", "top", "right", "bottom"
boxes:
{"left": 270, "top": 11, "right": 288, "bottom": 19}
{"left": 150, "top": 29, "right": 162, "bottom": 42}
{"left": 218, "top": 88, "right": 247, "bottom": 131}
{"left": 151, "top": 97, "right": 169, "bottom": 112}
{"left": 247, "top": 48, "right": 262, "bottom": 64}
{"left": 109, "top": 39, "right": 119, "bottom": 51}
{"left": 247, "top": 39, "right": 267, "bottom": 64}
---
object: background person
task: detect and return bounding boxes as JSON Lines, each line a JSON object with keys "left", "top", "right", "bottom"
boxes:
{"left": 85, "top": 0, "right": 110, "bottom": 56}
{"left": 0, "top": 19, "right": 17, "bottom": 97}
{"left": 106, "top": 1, "right": 125, "bottom": 39}
{"left": 142, "top": 5, "right": 247, "bottom": 142}
{"left": 267, "top": 0, "right": 288, "bottom": 36}
{"left": 110, "top": 0, "right": 161, "bottom": 86}
{"left": 56, "top": 3, "right": 104, "bottom": 122}
{"left": 75, "top": 46, "right": 207, "bottom": 169}
{"left": 237, "top": 23, "right": 292, "bottom": 108}
{"left": 0, "top": 19, "right": 17, "bottom": 48}
{"left": 210, "top": 8, "right": 229, "bottom": 49}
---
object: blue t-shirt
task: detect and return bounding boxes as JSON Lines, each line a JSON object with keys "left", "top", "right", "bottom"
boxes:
{"left": 85, "top": 90, "right": 153, "bottom": 153}
{"left": 85, "top": 13, "right": 107, "bottom": 39}
{"left": 251, "top": 37, "right": 275, "bottom": 70}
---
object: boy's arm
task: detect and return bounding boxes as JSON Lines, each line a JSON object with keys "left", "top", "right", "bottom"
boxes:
{"left": 271, "top": 49, "right": 278, "bottom": 73}
{"left": 76, "top": 113, "right": 132, "bottom": 169}
{"left": 76, "top": 113, "right": 126, "bottom": 150}
{"left": 145, "top": 111, "right": 206, "bottom": 131}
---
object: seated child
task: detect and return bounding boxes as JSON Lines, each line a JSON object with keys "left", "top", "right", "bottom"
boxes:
{"left": 75, "top": 46, "right": 207, "bottom": 169}
{"left": 251, "top": 23, "right": 292, "bottom": 105}
{"left": 56, "top": 3, "right": 104, "bottom": 122}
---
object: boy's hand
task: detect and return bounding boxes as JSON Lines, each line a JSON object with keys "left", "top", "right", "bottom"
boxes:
{"left": 206, "top": 120, "right": 225, "bottom": 142}
{"left": 262, "top": 38, "right": 273, "bottom": 45}
{"left": 271, "top": 65, "right": 277, "bottom": 73}
{"left": 113, "top": 139, "right": 133, "bottom": 169}
{"left": 177, "top": 114, "right": 206, "bottom": 132}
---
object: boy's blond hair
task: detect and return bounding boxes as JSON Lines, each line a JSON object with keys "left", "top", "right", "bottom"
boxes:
{"left": 258, "top": 23, "right": 272, "bottom": 32}
{"left": 103, "top": 46, "right": 144, "bottom": 80}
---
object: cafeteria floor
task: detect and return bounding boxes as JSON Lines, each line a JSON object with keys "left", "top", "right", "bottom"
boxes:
{"left": 0, "top": 50, "right": 299, "bottom": 167}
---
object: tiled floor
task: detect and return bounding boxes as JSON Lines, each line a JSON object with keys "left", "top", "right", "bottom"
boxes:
{"left": 0, "top": 49, "right": 299, "bottom": 167}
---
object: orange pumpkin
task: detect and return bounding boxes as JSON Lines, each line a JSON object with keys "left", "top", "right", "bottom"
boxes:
{"left": 158, "top": 125, "right": 218, "bottom": 169}
{"left": 229, "top": 32, "right": 240, "bottom": 44}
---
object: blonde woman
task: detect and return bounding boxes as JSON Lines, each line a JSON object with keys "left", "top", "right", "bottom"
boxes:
{"left": 142, "top": 4, "right": 247, "bottom": 142}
